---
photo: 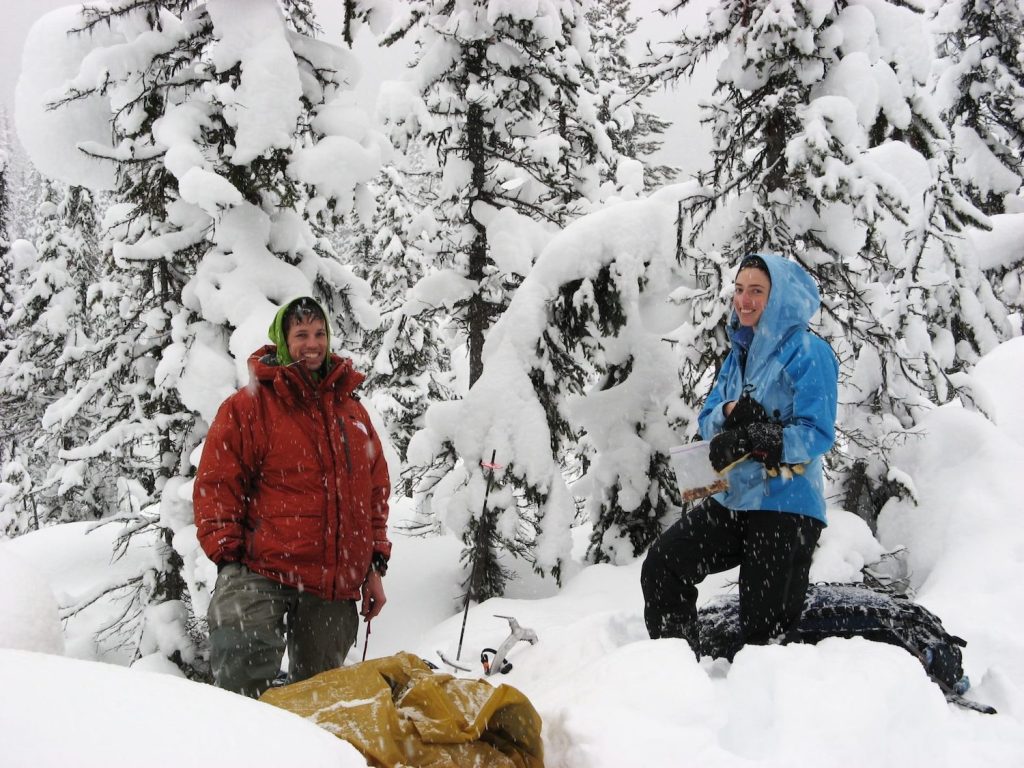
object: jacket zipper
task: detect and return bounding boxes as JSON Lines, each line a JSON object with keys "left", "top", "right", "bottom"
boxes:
{"left": 313, "top": 395, "right": 344, "bottom": 601}
{"left": 338, "top": 415, "right": 353, "bottom": 475}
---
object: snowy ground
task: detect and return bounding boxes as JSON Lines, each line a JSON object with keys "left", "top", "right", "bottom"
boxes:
{"left": 3, "top": 337, "right": 1024, "bottom": 767}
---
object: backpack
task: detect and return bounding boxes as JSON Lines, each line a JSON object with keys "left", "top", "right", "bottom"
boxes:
{"left": 697, "top": 582, "right": 996, "bottom": 714}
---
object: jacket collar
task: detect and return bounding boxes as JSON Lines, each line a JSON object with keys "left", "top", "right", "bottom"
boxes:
{"left": 247, "top": 344, "right": 363, "bottom": 403}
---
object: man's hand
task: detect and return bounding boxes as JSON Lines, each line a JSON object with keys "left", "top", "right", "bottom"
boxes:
{"left": 361, "top": 570, "right": 386, "bottom": 621}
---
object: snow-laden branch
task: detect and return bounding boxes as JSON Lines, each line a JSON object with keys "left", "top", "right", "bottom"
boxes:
{"left": 410, "top": 183, "right": 707, "bottom": 573}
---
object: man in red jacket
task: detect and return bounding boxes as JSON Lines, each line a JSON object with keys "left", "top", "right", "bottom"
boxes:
{"left": 194, "top": 296, "right": 391, "bottom": 697}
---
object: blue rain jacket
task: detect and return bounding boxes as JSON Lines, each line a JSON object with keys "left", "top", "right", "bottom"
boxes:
{"left": 698, "top": 254, "right": 839, "bottom": 523}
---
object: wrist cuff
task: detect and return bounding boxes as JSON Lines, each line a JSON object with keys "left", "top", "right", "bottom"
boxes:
{"left": 370, "top": 552, "right": 389, "bottom": 577}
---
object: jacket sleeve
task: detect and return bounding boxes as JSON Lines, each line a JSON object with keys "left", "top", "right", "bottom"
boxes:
{"left": 780, "top": 336, "right": 839, "bottom": 465}
{"left": 698, "top": 353, "right": 738, "bottom": 440}
{"left": 363, "top": 404, "right": 392, "bottom": 561}
{"left": 193, "top": 393, "right": 258, "bottom": 566}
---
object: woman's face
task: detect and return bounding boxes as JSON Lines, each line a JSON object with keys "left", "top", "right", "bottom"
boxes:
{"left": 286, "top": 316, "right": 328, "bottom": 370}
{"left": 733, "top": 267, "right": 771, "bottom": 327}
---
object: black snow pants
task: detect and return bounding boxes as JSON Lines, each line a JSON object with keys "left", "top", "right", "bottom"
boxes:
{"left": 641, "top": 497, "right": 822, "bottom": 654}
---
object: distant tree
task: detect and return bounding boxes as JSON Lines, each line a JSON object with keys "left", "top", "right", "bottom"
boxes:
{"left": 0, "top": 133, "right": 11, "bottom": 355}
{"left": 0, "top": 143, "right": 27, "bottom": 534}
{"left": 0, "top": 458, "right": 35, "bottom": 538}
{"left": 587, "top": 0, "right": 675, "bottom": 190}
{"left": 0, "top": 111, "right": 45, "bottom": 245}
{"left": 0, "top": 185, "right": 101, "bottom": 535}
{"left": 361, "top": 159, "right": 455, "bottom": 468}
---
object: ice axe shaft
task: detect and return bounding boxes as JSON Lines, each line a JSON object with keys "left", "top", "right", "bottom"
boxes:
{"left": 361, "top": 619, "right": 371, "bottom": 662}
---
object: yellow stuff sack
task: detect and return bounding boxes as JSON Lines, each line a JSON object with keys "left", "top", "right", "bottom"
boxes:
{"left": 260, "top": 651, "right": 544, "bottom": 768}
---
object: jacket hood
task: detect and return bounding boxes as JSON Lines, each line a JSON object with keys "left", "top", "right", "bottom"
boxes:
{"left": 267, "top": 296, "right": 333, "bottom": 368}
{"left": 732, "top": 252, "right": 820, "bottom": 343}
{"left": 731, "top": 253, "right": 821, "bottom": 381}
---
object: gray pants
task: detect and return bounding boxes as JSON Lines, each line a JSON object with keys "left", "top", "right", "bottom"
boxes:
{"left": 208, "top": 563, "right": 359, "bottom": 698}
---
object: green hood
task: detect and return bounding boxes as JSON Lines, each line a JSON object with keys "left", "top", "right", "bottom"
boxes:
{"left": 268, "top": 296, "right": 333, "bottom": 369}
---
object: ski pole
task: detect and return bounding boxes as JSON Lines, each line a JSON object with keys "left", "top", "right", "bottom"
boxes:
{"left": 456, "top": 449, "right": 500, "bottom": 661}
{"left": 362, "top": 618, "right": 371, "bottom": 662}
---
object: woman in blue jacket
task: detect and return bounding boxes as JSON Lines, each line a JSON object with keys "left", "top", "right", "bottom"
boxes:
{"left": 642, "top": 253, "right": 839, "bottom": 652}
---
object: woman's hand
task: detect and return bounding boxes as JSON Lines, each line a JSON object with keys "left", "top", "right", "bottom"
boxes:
{"left": 723, "top": 401, "right": 736, "bottom": 417}
{"left": 725, "top": 393, "right": 769, "bottom": 429}
{"left": 709, "top": 429, "right": 751, "bottom": 473}
{"left": 361, "top": 570, "right": 386, "bottom": 621}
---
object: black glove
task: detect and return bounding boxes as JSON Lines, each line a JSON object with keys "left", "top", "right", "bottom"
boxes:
{"left": 746, "top": 421, "right": 783, "bottom": 471}
{"left": 709, "top": 429, "right": 751, "bottom": 473}
{"left": 724, "top": 391, "right": 769, "bottom": 430}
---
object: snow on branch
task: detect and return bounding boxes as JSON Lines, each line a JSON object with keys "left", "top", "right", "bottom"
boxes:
{"left": 411, "top": 183, "right": 707, "bottom": 573}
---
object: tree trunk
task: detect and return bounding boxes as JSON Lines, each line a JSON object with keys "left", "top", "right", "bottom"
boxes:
{"left": 465, "top": 42, "right": 489, "bottom": 387}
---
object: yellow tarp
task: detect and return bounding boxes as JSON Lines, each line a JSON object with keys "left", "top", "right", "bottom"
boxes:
{"left": 260, "top": 652, "right": 544, "bottom": 768}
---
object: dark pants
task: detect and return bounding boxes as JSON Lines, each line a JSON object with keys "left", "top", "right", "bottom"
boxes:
{"left": 641, "top": 498, "right": 822, "bottom": 654}
{"left": 208, "top": 564, "right": 359, "bottom": 698}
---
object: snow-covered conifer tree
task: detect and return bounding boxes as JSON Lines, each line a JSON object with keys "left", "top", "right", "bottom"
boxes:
{"left": 15, "top": 0, "right": 386, "bottom": 674}
{"left": 0, "top": 185, "right": 101, "bottom": 533}
{"left": 0, "top": 133, "right": 11, "bottom": 352}
{"left": 933, "top": 0, "right": 1024, "bottom": 216}
{"left": 587, "top": 0, "right": 675, "bottom": 190}
{"left": 0, "top": 112, "right": 45, "bottom": 246}
{"left": 382, "top": 0, "right": 619, "bottom": 380}
{"left": 406, "top": 187, "right": 708, "bottom": 587}
{"left": 548, "top": 6, "right": 626, "bottom": 211}
{"left": 0, "top": 128, "right": 22, "bottom": 529}
{"left": 361, "top": 159, "right": 455, "bottom": 470}
{"left": 379, "top": 0, "right": 625, "bottom": 597}
{"left": 646, "top": 0, "right": 1015, "bottom": 522}
{"left": 930, "top": 0, "right": 1024, "bottom": 334}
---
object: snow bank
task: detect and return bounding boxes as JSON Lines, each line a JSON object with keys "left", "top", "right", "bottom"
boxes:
{"left": 3, "top": 521, "right": 162, "bottom": 663}
{"left": 0, "top": 549, "right": 64, "bottom": 655}
{"left": 0, "top": 649, "right": 366, "bottom": 768}
{"left": 878, "top": 338, "right": 1024, "bottom": 716}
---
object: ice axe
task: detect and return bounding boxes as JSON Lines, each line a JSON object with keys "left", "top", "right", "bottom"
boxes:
{"left": 480, "top": 615, "right": 538, "bottom": 676}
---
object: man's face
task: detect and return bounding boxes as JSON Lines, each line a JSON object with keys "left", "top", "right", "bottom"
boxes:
{"left": 286, "top": 316, "right": 328, "bottom": 370}
{"left": 733, "top": 267, "right": 771, "bottom": 328}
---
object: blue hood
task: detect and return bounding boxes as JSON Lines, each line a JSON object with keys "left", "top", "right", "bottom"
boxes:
{"left": 734, "top": 253, "right": 821, "bottom": 378}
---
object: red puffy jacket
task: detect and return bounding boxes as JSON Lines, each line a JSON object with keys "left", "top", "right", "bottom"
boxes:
{"left": 194, "top": 346, "right": 391, "bottom": 601}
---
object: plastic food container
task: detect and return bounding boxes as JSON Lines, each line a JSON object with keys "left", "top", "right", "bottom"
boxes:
{"left": 669, "top": 441, "right": 728, "bottom": 502}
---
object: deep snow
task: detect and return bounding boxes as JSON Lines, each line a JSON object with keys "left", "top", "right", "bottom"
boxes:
{"left": 3, "top": 336, "right": 1024, "bottom": 767}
